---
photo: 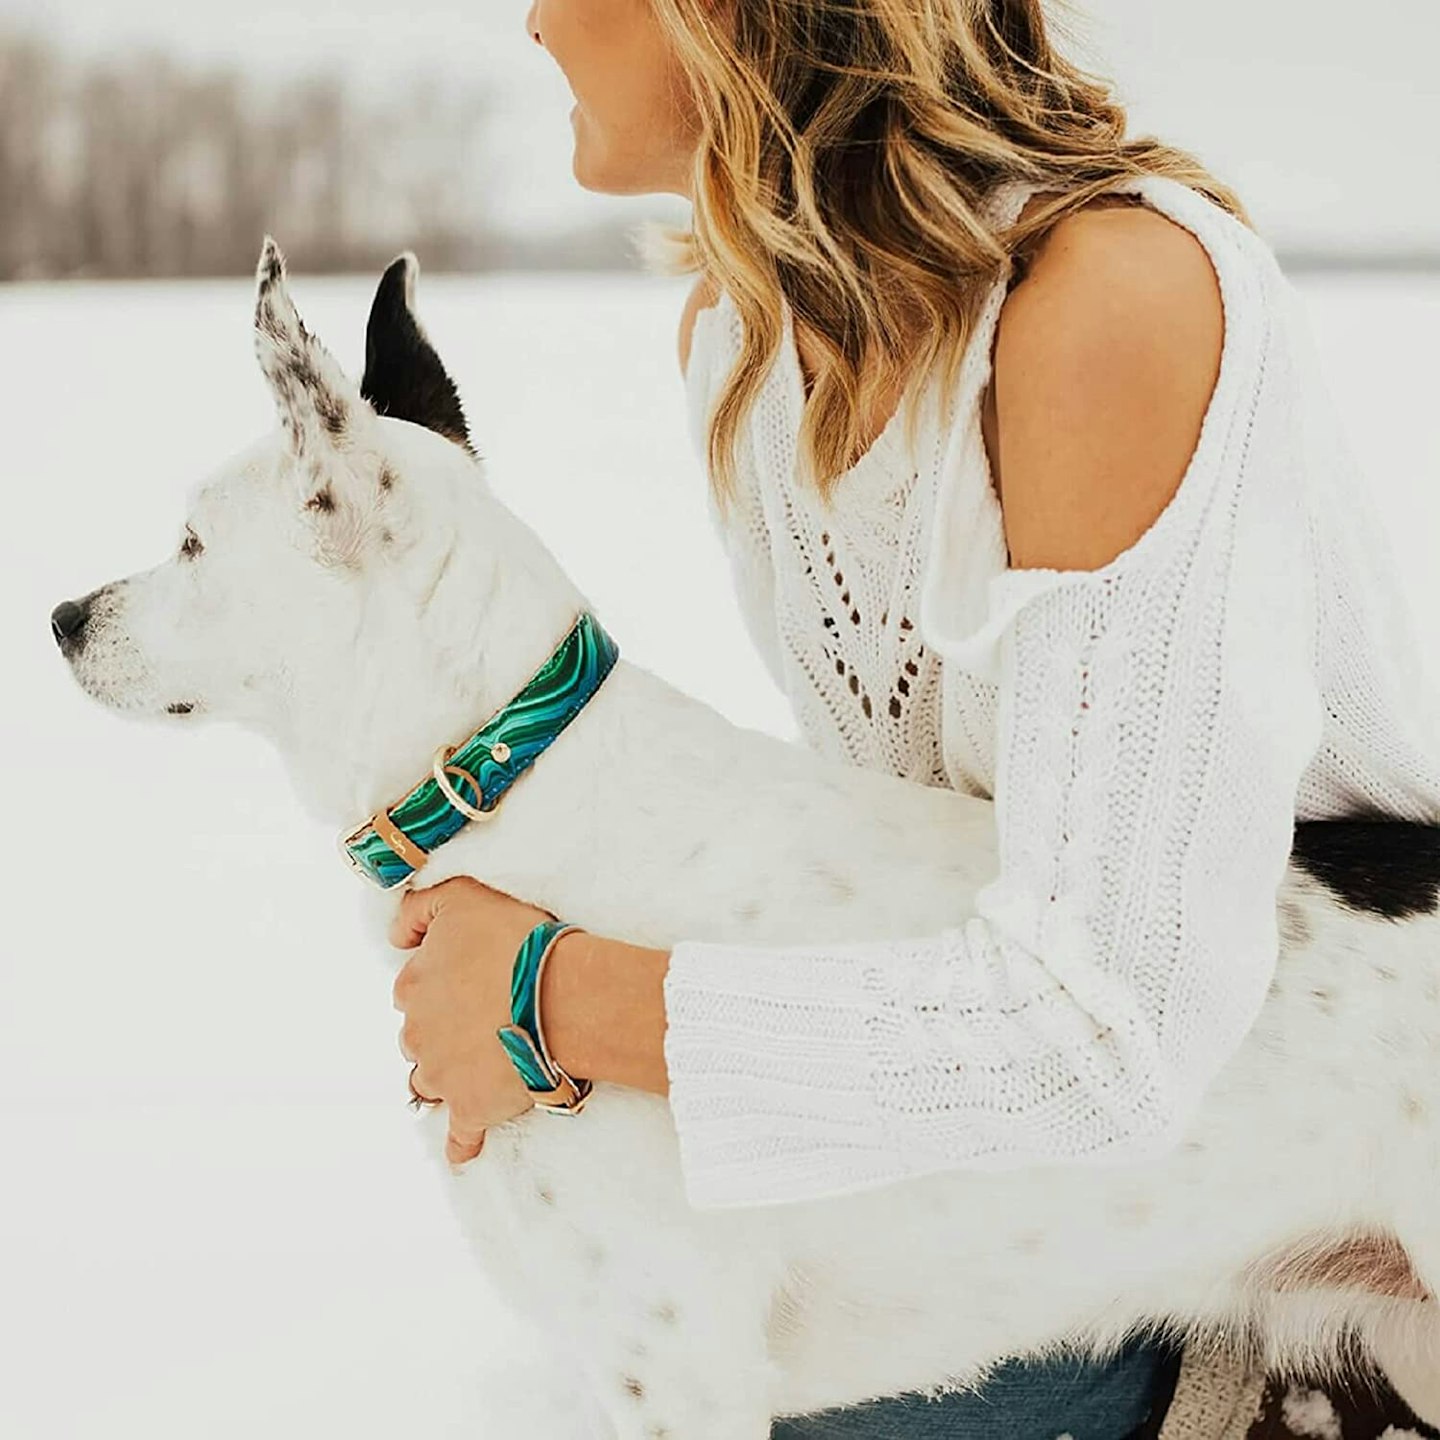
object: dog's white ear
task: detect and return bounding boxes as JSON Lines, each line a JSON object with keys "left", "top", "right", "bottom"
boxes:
{"left": 361, "top": 253, "right": 473, "bottom": 454}
{"left": 253, "top": 237, "right": 368, "bottom": 462}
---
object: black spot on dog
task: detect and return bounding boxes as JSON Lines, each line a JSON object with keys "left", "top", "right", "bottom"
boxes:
{"left": 287, "top": 353, "right": 319, "bottom": 392}
{"left": 258, "top": 240, "right": 285, "bottom": 287}
{"left": 621, "top": 1376, "right": 645, "bottom": 1401}
{"left": 379, "top": 465, "right": 397, "bottom": 493}
{"left": 305, "top": 484, "right": 336, "bottom": 515}
{"left": 361, "top": 255, "right": 474, "bottom": 454}
{"left": 312, "top": 384, "right": 348, "bottom": 439}
{"left": 1291, "top": 816, "right": 1440, "bottom": 922}
{"left": 166, "top": 702, "right": 194, "bottom": 715}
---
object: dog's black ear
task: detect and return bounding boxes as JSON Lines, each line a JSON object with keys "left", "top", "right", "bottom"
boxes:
{"left": 361, "top": 254, "right": 473, "bottom": 454}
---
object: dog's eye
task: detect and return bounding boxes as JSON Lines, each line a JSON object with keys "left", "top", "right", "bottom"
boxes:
{"left": 179, "top": 525, "right": 204, "bottom": 560}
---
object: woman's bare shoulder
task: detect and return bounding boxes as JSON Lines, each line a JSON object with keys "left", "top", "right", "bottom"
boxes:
{"left": 990, "top": 196, "right": 1225, "bottom": 573}
{"left": 677, "top": 274, "right": 722, "bottom": 377}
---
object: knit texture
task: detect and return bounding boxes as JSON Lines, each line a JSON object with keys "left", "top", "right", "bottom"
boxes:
{"left": 665, "top": 173, "right": 1440, "bottom": 1210}
{"left": 1157, "top": 1347, "right": 1268, "bottom": 1440}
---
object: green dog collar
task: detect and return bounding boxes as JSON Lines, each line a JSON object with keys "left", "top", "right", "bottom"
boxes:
{"left": 340, "top": 610, "right": 620, "bottom": 890}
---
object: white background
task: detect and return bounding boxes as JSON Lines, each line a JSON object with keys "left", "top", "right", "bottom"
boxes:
{"left": 0, "top": 0, "right": 1436, "bottom": 254}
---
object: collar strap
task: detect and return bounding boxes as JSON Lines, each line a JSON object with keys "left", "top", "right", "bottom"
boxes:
{"left": 339, "top": 610, "right": 620, "bottom": 890}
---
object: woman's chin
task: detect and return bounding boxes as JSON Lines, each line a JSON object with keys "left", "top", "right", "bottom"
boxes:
{"left": 568, "top": 108, "right": 656, "bottom": 196}
{"left": 570, "top": 138, "right": 625, "bottom": 195}
{"left": 568, "top": 109, "right": 607, "bottom": 191}
{"left": 570, "top": 148, "right": 609, "bottom": 194}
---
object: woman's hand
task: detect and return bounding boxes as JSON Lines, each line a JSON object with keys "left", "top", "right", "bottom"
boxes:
{"left": 389, "top": 876, "right": 558, "bottom": 1166}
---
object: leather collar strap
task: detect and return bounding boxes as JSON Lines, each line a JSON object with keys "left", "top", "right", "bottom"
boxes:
{"left": 340, "top": 610, "right": 620, "bottom": 890}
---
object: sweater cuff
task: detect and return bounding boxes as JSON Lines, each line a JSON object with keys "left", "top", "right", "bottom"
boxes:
{"left": 662, "top": 935, "right": 916, "bottom": 1209}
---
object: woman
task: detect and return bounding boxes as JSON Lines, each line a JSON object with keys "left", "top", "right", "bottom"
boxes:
{"left": 389, "top": 1, "right": 1440, "bottom": 1435}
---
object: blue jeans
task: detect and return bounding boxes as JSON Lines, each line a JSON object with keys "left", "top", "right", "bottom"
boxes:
{"left": 771, "top": 1333, "right": 1182, "bottom": 1439}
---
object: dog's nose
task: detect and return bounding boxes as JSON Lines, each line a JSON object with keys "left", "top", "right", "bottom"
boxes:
{"left": 51, "top": 598, "right": 89, "bottom": 646}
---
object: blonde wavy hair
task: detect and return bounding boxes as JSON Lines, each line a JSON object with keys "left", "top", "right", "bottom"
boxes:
{"left": 646, "top": 0, "right": 1252, "bottom": 517}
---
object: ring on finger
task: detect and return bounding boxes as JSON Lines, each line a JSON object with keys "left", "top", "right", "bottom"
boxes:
{"left": 408, "top": 1063, "right": 442, "bottom": 1111}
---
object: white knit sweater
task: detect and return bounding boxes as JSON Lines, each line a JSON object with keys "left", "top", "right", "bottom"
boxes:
{"left": 663, "top": 173, "right": 1440, "bottom": 1210}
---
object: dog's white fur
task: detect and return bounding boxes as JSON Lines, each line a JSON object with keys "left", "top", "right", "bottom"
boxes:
{"left": 58, "top": 244, "right": 1440, "bottom": 1436}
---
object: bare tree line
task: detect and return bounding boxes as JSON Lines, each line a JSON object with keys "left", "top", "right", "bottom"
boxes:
{"left": 0, "top": 28, "right": 503, "bottom": 279}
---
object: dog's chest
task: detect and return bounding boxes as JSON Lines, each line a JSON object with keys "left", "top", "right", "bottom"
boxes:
{"left": 433, "top": 1095, "right": 714, "bottom": 1323}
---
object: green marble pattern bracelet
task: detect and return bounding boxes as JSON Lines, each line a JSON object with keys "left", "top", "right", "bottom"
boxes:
{"left": 497, "top": 918, "right": 593, "bottom": 1115}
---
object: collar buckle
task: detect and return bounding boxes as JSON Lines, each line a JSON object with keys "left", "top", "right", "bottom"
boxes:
{"left": 431, "top": 744, "right": 497, "bottom": 824}
{"left": 336, "top": 821, "right": 409, "bottom": 890}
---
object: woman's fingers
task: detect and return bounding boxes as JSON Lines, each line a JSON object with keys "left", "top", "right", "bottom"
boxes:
{"left": 392, "top": 958, "right": 422, "bottom": 1012}
{"left": 446, "top": 1122, "right": 486, "bottom": 1166}
{"left": 410, "top": 1062, "right": 443, "bottom": 1104}
{"left": 388, "top": 877, "right": 478, "bottom": 949}
{"left": 388, "top": 884, "right": 442, "bottom": 949}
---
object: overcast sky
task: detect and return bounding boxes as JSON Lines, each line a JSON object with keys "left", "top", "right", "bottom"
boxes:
{"left": 3, "top": 0, "right": 1435, "bottom": 253}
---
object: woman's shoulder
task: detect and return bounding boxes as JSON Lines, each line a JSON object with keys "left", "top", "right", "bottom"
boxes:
{"left": 1006, "top": 178, "right": 1258, "bottom": 312}
{"left": 988, "top": 186, "right": 1229, "bottom": 573}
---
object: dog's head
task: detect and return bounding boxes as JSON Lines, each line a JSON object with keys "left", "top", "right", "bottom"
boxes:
{"left": 51, "top": 239, "right": 565, "bottom": 816}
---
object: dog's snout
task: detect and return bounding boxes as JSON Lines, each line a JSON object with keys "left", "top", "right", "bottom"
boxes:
{"left": 51, "top": 597, "right": 89, "bottom": 647}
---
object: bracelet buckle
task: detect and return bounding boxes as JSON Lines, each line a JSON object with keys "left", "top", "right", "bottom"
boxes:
{"left": 534, "top": 1068, "right": 594, "bottom": 1117}
{"left": 498, "top": 920, "right": 593, "bottom": 1116}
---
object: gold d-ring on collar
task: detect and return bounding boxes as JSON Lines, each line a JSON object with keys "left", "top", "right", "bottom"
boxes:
{"left": 432, "top": 744, "right": 494, "bottom": 823}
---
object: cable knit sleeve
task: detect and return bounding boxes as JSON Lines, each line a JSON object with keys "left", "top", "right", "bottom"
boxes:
{"left": 662, "top": 221, "right": 1328, "bottom": 1210}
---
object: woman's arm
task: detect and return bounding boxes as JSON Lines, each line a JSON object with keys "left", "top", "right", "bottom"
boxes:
{"left": 541, "top": 207, "right": 1224, "bottom": 1109}
{"left": 543, "top": 929, "right": 673, "bottom": 1098}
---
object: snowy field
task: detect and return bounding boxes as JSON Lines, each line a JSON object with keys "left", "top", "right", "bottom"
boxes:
{"left": 3, "top": 267, "right": 1439, "bottom": 1438}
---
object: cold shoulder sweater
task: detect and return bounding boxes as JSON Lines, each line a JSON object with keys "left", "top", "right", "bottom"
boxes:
{"left": 663, "top": 172, "right": 1440, "bottom": 1210}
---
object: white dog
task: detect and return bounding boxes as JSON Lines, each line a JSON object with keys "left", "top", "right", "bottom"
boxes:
{"left": 53, "top": 241, "right": 1440, "bottom": 1438}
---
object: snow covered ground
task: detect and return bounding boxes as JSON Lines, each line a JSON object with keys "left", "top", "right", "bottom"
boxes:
{"left": 2, "top": 268, "right": 1438, "bottom": 1437}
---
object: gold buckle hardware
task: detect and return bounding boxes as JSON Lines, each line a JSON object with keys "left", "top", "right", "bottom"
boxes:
{"left": 533, "top": 1069, "right": 593, "bottom": 1116}
{"left": 432, "top": 744, "right": 500, "bottom": 823}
